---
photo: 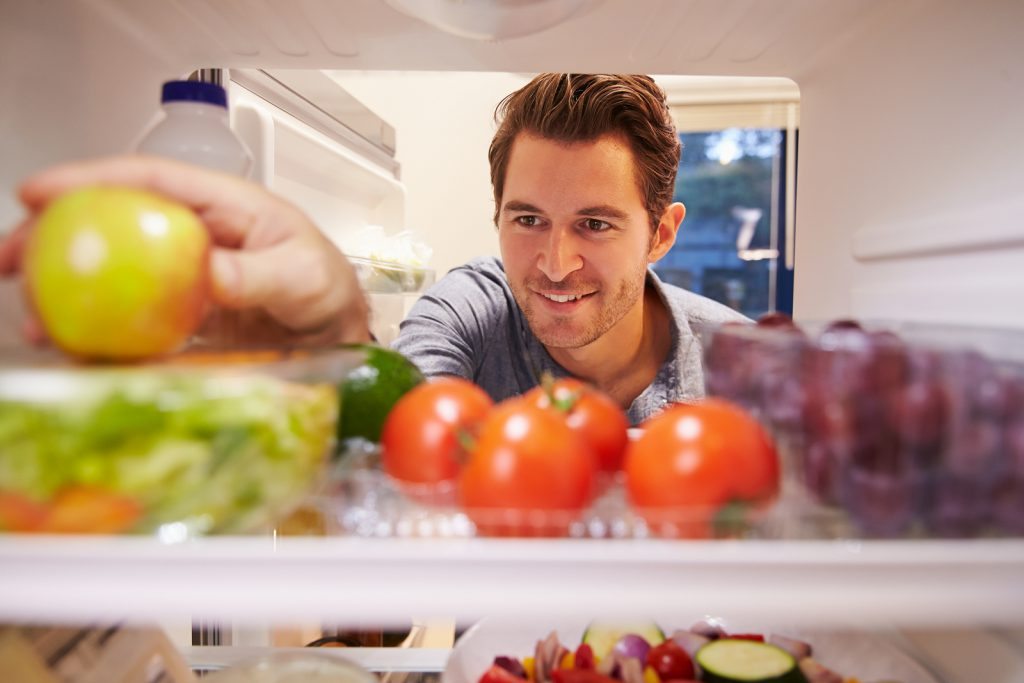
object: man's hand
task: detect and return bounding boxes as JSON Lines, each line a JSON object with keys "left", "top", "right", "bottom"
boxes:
{"left": 1, "top": 155, "right": 372, "bottom": 348}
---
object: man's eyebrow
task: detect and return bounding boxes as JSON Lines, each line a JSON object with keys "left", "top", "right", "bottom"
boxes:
{"left": 576, "top": 205, "right": 629, "bottom": 220}
{"left": 502, "top": 200, "right": 544, "bottom": 214}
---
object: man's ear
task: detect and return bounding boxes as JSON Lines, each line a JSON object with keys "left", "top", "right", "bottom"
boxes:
{"left": 648, "top": 202, "right": 685, "bottom": 263}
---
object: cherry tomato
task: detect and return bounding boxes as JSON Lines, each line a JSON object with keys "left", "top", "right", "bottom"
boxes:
{"left": 645, "top": 641, "right": 695, "bottom": 681}
{"left": 573, "top": 643, "right": 596, "bottom": 670}
{"left": 459, "top": 398, "right": 597, "bottom": 535}
{"left": 526, "top": 378, "right": 629, "bottom": 473}
{"left": 40, "top": 486, "right": 143, "bottom": 534}
{"left": 381, "top": 378, "right": 494, "bottom": 485}
{"left": 625, "top": 399, "right": 779, "bottom": 535}
{"left": 481, "top": 665, "right": 529, "bottom": 683}
{"left": 0, "top": 491, "right": 48, "bottom": 532}
{"left": 552, "top": 670, "right": 618, "bottom": 683}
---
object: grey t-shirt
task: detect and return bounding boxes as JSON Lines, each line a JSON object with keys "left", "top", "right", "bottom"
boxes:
{"left": 391, "top": 257, "right": 748, "bottom": 425}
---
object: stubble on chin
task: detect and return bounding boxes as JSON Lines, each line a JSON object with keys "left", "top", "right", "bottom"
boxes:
{"left": 513, "top": 270, "right": 646, "bottom": 350}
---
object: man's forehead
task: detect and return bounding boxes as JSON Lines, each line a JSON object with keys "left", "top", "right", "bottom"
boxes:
{"left": 503, "top": 132, "right": 643, "bottom": 204}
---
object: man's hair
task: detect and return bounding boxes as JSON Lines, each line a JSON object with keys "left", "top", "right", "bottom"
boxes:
{"left": 488, "top": 73, "right": 680, "bottom": 231}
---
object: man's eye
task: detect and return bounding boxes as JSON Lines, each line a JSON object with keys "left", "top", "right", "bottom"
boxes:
{"left": 516, "top": 215, "right": 541, "bottom": 227}
{"left": 583, "top": 218, "right": 612, "bottom": 232}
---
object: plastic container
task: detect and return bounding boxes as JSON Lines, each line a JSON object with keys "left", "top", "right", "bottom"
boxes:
{"left": 309, "top": 319, "right": 1024, "bottom": 542}
{"left": 0, "top": 347, "right": 366, "bottom": 537}
{"left": 317, "top": 440, "right": 773, "bottom": 540}
{"left": 350, "top": 256, "right": 436, "bottom": 346}
{"left": 136, "top": 80, "right": 252, "bottom": 177}
{"left": 701, "top": 319, "right": 1024, "bottom": 539}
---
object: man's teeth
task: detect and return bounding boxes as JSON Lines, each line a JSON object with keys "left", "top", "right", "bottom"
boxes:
{"left": 544, "top": 293, "right": 583, "bottom": 303}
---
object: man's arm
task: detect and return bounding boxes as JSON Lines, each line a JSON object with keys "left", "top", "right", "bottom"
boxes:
{"left": 391, "top": 260, "right": 507, "bottom": 381}
{"left": 2, "top": 155, "right": 372, "bottom": 347}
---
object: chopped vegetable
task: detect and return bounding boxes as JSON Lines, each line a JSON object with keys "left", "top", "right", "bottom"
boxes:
{"left": 765, "top": 635, "right": 812, "bottom": 661}
{"left": 573, "top": 643, "right": 595, "bottom": 671}
{"left": 551, "top": 670, "right": 618, "bottom": 683}
{"left": 613, "top": 634, "right": 654, "bottom": 663}
{"left": 796, "top": 658, "right": 842, "bottom": 683}
{"left": 668, "top": 630, "right": 711, "bottom": 659}
{"left": 482, "top": 665, "right": 531, "bottom": 683}
{"left": 494, "top": 656, "right": 528, "bottom": 679}
{"left": 645, "top": 640, "right": 695, "bottom": 681}
{"left": 695, "top": 639, "right": 806, "bottom": 683}
{"left": 582, "top": 623, "right": 665, "bottom": 660}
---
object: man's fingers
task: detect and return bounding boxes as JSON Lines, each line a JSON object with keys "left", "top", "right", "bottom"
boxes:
{"left": 17, "top": 155, "right": 283, "bottom": 248}
{"left": 0, "top": 219, "right": 31, "bottom": 276}
{"left": 22, "top": 315, "right": 48, "bottom": 346}
{"left": 209, "top": 246, "right": 288, "bottom": 313}
{"left": 209, "top": 240, "right": 360, "bottom": 334}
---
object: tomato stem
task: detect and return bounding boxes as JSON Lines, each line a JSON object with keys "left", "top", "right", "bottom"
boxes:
{"left": 456, "top": 428, "right": 477, "bottom": 458}
{"left": 539, "top": 371, "right": 579, "bottom": 414}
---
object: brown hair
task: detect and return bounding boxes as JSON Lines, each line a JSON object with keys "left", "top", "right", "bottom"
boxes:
{"left": 488, "top": 73, "right": 680, "bottom": 230}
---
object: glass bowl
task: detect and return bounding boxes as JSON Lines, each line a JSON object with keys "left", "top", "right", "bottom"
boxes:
{"left": 0, "top": 347, "right": 365, "bottom": 537}
{"left": 701, "top": 320, "right": 1024, "bottom": 538}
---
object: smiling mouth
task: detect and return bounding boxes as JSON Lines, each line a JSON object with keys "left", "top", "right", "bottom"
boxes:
{"left": 538, "top": 291, "right": 593, "bottom": 303}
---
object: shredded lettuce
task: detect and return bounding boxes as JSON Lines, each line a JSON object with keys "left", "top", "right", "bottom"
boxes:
{"left": 0, "top": 372, "right": 337, "bottom": 533}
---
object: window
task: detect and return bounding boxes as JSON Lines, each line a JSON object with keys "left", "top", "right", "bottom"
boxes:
{"left": 652, "top": 79, "right": 799, "bottom": 319}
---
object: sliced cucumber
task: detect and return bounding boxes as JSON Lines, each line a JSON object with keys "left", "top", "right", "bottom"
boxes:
{"left": 581, "top": 622, "right": 665, "bottom": 659}
{"left": 696, "top": 639, "right": 807, "bottom": 683}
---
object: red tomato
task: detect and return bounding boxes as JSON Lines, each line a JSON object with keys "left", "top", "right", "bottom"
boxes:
{"left": 480, "top": 665, "right": 529, "bottom": 683}
{"left": 526, "top": 378, "right": 629, "bottom": 473}
{"left": 625, "top": 399, "right": 779, "bottom": 535}
{"left": 0, "top": 491, "right": 48, "bottom": 532}
{"left": 573, "top": 643, "right": 596, "bottom": 670}
{"left": 645, "top": 640, "right": 695, "bottom": 681}
{"left": 381, "top": 377, "right": 494, "bottom": 485}
{"left": 459, "top": 398, "right": 597, "bottom": 535}
{"left": 39, "top": 486, "right": 143, "bottom": 534}
{"left": 551, "top": 670, "right": 618, "bottom": 683}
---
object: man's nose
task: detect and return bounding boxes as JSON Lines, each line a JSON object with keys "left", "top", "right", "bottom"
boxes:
{"left": 536, "top": 226, "right": 583, "bottom": 283}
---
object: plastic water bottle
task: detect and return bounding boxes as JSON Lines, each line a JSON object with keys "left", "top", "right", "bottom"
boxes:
{"left": 136, "top": 80, "right": 252, "bottom": 178}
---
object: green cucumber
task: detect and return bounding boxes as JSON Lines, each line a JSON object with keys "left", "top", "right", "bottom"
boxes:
{"left": 580, "top": 622, "right": 665, "bottom": 660}
{"left": 696, "top": 639, "right": 807, "bottom": 683}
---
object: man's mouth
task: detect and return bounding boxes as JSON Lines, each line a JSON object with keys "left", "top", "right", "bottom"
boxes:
{"left": 534, "top": 290, "right": 596, "bottom": 306}
{"left": 541, "top": 292, "right": 585, "bottom": 303}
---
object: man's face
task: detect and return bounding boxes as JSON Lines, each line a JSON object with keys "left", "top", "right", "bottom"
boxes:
{"left": 498, "top": 132, "right": 670, "bottom": 350}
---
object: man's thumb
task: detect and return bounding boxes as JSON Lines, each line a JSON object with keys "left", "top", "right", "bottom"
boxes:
{"left": 209, "top": 247, "right": 279, "bottom": 310}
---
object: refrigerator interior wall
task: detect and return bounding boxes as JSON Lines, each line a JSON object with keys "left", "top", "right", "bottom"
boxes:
{"left": 794, "top": 1, "right": 1024, "bottom": 329}
{"left": 228, "top": 76, "right": 405, "bottom": 250}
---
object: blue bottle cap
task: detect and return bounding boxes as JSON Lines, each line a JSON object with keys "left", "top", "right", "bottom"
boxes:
{"left": 160, "top": 80, "right": 228, "bottom": 108}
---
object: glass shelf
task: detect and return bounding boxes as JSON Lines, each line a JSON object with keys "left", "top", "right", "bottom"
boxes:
{"left": 1, "top": 535, "right": 1022, "bottom": 628}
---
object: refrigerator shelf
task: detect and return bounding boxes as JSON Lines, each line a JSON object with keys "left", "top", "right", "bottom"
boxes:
{"left": 1, "top": 535, "right": 1021, "bottom": 628}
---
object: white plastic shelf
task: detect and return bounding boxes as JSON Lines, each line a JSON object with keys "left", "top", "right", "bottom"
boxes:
{"left": 1, "top": 536, "right": 1022, "bottom": 628}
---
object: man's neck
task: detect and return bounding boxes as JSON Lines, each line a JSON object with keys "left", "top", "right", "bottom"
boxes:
{"left": 546, "top": 284, "right": 672, "bottom": 409}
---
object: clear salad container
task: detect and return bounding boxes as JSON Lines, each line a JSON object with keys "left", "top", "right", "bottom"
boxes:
{"left": 318, "top": 441, "right": 776, "bottom": 541}
{"left": 0, "top": 346, "right": 365, "bottom": 537}
{"left": 701, "top": 319, "right": 1024, "bottom": 539}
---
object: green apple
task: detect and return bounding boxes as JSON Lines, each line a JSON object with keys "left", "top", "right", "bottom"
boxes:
{"left": 24, "top": 186, "right": 210, "bottom": 360}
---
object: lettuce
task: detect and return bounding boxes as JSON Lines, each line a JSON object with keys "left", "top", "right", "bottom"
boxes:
{"left": 0, "top": 371, "right": 337, "bottom": 534}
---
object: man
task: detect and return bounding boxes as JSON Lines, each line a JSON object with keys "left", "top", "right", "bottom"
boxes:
{"left": 393, "top": 74, "right": 747, "bottom": 423}
{"left": 2, "top": 74, "right": 744, "bottom": 423}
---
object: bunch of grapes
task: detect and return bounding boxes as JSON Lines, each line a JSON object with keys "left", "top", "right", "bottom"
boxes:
{"left": 704, "top": 315, "right": 1024, "bottom": 538}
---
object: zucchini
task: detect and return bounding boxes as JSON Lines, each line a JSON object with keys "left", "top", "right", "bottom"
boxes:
{"left": 695, "top": 639, "right": 807, "bottom": 683}
{"left": 581, "top": 622, "right": 665, "bottom": 660}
